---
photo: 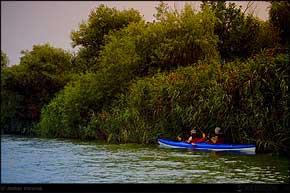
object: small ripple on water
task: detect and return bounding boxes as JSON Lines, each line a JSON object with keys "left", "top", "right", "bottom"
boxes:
{"left": 233, "top": 168, "right": 244, "bottom": 172}
{"left": 224, "top": 160, "right": 237, "bottom": 163}
{"left": 207, "top": 171, "right": 221, "bottom": 176}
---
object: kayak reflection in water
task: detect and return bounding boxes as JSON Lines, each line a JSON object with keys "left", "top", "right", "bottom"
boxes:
{"left": 186, "top": 128, "right": 206, "bottom": 144}
{"left": 206, "top": 127, "right": 225, "bottom": 144}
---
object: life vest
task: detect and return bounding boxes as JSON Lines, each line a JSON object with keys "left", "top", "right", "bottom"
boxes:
{"left": 208, "top": 134, "right": 225, "bottom": 144}
{"left": 189, "top": 133, "right": 206, "bottom": 143}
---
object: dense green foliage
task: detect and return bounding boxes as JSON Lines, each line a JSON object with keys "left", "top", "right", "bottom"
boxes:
{"left": 1, "top": 44, "right": 75, "bottom": 134}
{"left": 269, "top": 1, "right": 290, "bottom": 46}
{"left": 95, "top": 53, "right": 289, "bottom": 154}
{"left": 101, "top": 3, "right": 219, "bottom": 74}
{"left": 71, "top": 5, "right": 143, "bottom": 72}
{"left": 2, "top": 3, "right": 289, "bottom": 155}
{"left": 202, "top": 1, "right": 280, "bottom": 61}
{"left": 36, "top": 60, "right": 138, "bottom": 139}
{"left": 1, "top": 51, "right": 9, "bottom": 68}
{"left": 36, "top": 3, "right": 219, "bottom": 139}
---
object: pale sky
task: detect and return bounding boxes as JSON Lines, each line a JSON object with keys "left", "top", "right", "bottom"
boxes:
{"left": 1, "top": 1, "right": 270, "bottom": 66}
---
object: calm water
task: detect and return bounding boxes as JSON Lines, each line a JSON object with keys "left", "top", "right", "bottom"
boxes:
{"left": 1, "top": 135, "right": 289, "bottom": 183}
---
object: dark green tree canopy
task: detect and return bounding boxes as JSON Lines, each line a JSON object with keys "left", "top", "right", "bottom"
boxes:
{"left": 269, "top": 1, "right": 290, "bottom": 46}
{"left": 1, "top": 51, "right": 9, "bottom": 68}
{"left": 19, "top": 44, "right": 73, "bottom": 75}
{"left": 1, "top": 44, "right": 74, "bottom": 134}
{"left": 70, "top": 4, "right": 143, "bottom": 71}
{"left": 201, "top": 1, "right": 271, "bottom": 60}
{"left": 71, "top": 5, "right": 142, "bottom": 49}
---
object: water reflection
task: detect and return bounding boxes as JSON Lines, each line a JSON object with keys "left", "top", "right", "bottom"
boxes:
{"left": 1, "top": 135, "right": 289, "bottom": 183}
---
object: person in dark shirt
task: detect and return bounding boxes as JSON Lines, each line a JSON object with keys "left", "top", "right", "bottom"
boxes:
{"left": 206, "top": 127, "right": 225, "bottom": 144}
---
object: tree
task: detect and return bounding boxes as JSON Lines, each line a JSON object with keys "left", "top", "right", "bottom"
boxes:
{"left": 269, "top": 1, "right": 290, "bottom": 46}
{"left": 149, "top": 3, "right": 219, "bottom": 71}
{"left": 36, "top": 2, "right": 220, "bottom": 139}
{"left": 1, "top": 51, "right": 9, "bottom": 68}
{"left": 255, "top": 20, "right": 280, "bottom": 51}
{"left": 71, "top": 4, "right": 143, "bottom": 71}
{"left": 201, "top": 1, "right": 264, "bottom": 60}
{"left": 1, "top": 44, "right": 74, "bottom": 134}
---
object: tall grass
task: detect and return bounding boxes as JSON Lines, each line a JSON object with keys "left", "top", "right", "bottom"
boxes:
{"left": 96, "top": 53, "right": 289, "bottom": 155}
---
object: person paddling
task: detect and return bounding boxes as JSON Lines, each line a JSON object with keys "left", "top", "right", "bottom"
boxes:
{"left": 186, "top": 128, "right": 206, "bottom": 144}
{"left": 206, "top": 127, "right": 225, "bottom": 144}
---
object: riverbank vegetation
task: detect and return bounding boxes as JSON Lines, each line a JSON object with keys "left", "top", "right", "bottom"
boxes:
{"left": 1, "top": 1, "right": 289, "bottom": 156}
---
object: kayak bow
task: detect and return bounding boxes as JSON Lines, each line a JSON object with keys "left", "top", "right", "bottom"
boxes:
{"left": 157, "top": 138, "right": 256, "bottom": 153}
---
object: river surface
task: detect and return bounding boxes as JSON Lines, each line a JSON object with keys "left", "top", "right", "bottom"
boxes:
{"left": 1, "top": 135, "right": 289, "bottom": 183}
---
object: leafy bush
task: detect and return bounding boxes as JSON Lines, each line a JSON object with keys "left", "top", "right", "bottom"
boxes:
{"left": 71, "top": 4, "right": 143, "bottom": 72}
{"left": 1, "top": 44, "right": 74, "bottom": 134}
{"left": 97, "top": 53, "right": 289, "bottom": 155}
{"left": 202, "top": 1, "right": 281, "bottom": 60}
{"left": 36, "top": 55, "right": 139, "bottom": 139}
{"left": 36, "top": 2, "right": 220, "bottom": 139}
{"left": 97, "top": 64, "right": 226, "bottom": 143}
{"left": 98, "top": 2, "right": 219, "bottom": 76}
{"left": 269, "top": 1, "right": 290, "bottom": 46}
{"left": 1, "top": 50, "right": 9, "bottom": 68}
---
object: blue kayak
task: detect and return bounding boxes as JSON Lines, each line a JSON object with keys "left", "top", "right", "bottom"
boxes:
{"left": 157, "top": 138, "right": 256, "bottom": 153}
